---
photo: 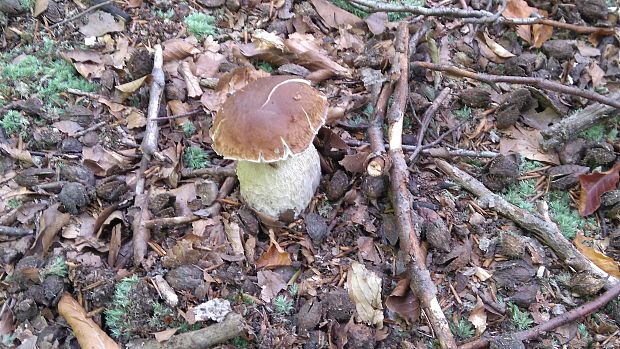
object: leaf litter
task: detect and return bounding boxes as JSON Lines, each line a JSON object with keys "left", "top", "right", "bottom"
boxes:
{"left": 1, "top": 0, "right": 620, "bottom": 347}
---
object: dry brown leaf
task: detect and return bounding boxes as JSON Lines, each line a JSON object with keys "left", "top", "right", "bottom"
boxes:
{"left": 0, "top": 143, "right": 34, "bottom": 164}
{"left": 482, "top": 32, "right": 515, "bottom": 58}
{"left": 310, "top": 0, "right": 362, "bottom": 28}
{"left": 385, "top": 275, "right": 419, "bottom": 322}
{"left": 224, "top": 220, "right": 245, "bottom": 257}
{"left": 33, "top": 0, "right": 49, "bottom": 17}
{"left": 578, "top": 162, "right": 620, "bottom": 216}
{"left": 365, "top": 12, "right": 388, "bottom": 35}
{"left": 58, "top": 293, "right": 121, "bottom": 349}
{"left": 575, "top": 232, "right": 620, "bottom": 278}
{"left": 79, "top": 11, "right": 124, "bottom": 37}
{"left": 126, "top": 110, "right": 147, "bottom": 129}
{"left": 179, "top": 61, "right": 203, "bottom": 98}
{"left": 31, "top": 203, "right": 70, "bottom": 255}
{"left": 503, "top": 0, "right": 535, "bottom": 43}
{"left": 162, "top": 38, "right": 200, "bottom": 62}
{"left": 347, "top": 261, "right": 383, "bottom": 328}
{"left": 115, "top": 75, "right": 149, "bottom": 93}
{"left": 587, "top": 62, "right": 606, "bottom": 88}
{"left": 53, "top": 120, "right": 84, "bottom": 136}
{"left": 194, "top": 52, "right": 225, "bottom": 78}
{"left": 255, "top": 242, "right": 292, "bottom": 269}
{"left": 499, "top": 125, "right": 559, "bottom": 164}
{"left": 153, "top": 328, "right": 177, "bottom": 342}
{"left": 468, "top": 296, "right": 487, "bottom": 335}
{"left": 257, "top": 270, "right": 287, "bottom": 302}
{"left": 532, "top": 10, "right": 553, "bottom": 48}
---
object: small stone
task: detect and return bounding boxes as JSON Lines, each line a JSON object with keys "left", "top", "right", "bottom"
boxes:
{"left": 196, "top": 180, "right": 219, "bottom": 206}
{"left": 59, "top": 164, "right": 95, "bottom": 187}
{"left": 492, "top": 260, "right": 536, "bottom": 290}
{"left": 582, "top": 146, "right": 616, "bottom": 168}
{"left": 542, "top": 40, "right": 576, "bottom": 61}
{"left": 481, "top": 154, "right": 519, "bottom": 191}
{"left": 148, "top": 193, "right": 175, "bottom": 214}
{"left": 570, "top": 272, "right": 605, "bottom": 296}
{"left": 498, "top": 231, "right": 525, "bottom": 259}
{"left": 495, "top": 104, "right": 520, "bottom": 129}
{"left": 197, "top": 0, "right": 225, "bottom": 7}
{"left": 504, "top": 53, "right": 539, "bottom": 77}
{"left": 225, "top": 0, "right": 240, "bottom": 11}
{"left": 559, "top": 139, "right": 586, "bottom": 165}
{"left": 60, "top": 137, "right": 82, "bottom": 153}
{"left": 14, "top": 297, "right": 38, "bottom": 322}
{"left": 321, "top": 288, "right": 355, "bottom": 322}
{"left": 490, "top": 335, "right": 525, "bottom": 349}
{"left": 305, "top": 213, "right": 328, "bottom": 243}
{"left": 96, "top": 179, "right": 129, "bottom": 202}
{"left": 346, "top": 323, "right": 375, "bottom": 349}
{"left": 298, "top": 299, "right": 322, "bottom": 330}
{"left": 165, "top": 265, "right": 205, "bottom": 292}
{"left": 507, "top": 283, "right": 539, "bottom": 308}
{"left": 325, "top": 170, "right": 349, "bottom": 201}
{"left": 58, "top": 182, "right": 94, "bottom": 215}
{"left": 459, "top": 88, "right": 491, "bottom": 108}
{"left": 577, "top": 0, "right": 608, "bottom": 22}
{"left": 303, "top": 330, "right": 328, "bottom": 349}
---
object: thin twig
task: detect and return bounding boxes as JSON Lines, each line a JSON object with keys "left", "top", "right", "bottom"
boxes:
{"left": 366, "top": 84, "right": 393, "bottom": 177}
{"left": 73, "top": 121, "right": 107, "bottom": 137}
{"left": 409, "top": 87, "right": 452, "bottom": 165}
{"left": 459, "top": 281, "right": 620, "bottom": 349}
{"left": 0, "top": 225, "right": 33, "bottom": 237}
{"left": 49, "top": 0, "right": 115, "bottom": 29}
{"left": 345, "top": 140, "right": 499, "bottom": 158}
{"left": 181, "top": 165, "right": 237, "bottom": 178}
{"left": 414, "top": 62, "right": 620, "bottom": 110}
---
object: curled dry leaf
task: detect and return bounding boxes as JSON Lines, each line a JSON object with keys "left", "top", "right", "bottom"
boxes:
{"left": 503, "top": 0, "right": 535, "bottom": 43}
{"left": 578, "top": 162, "right": 620, "bottom": 216}
{"left": 481, "top": 32, "right": 515, "bottom": 58}
{"left": 257, "top": 270, "right": 287, "bottom": 302}
{"left": 224, "top": 220, "right": 245, "bottom": 257}
{"left": 346, "top": 261, "right": 383, "bottom": 328}
{"left": 310, "top": 0, "right": 362, "bottom": 29}
{"left": 255, "top": 240, "right": 292, "bottom": 269}
{"left": 31, "top": 203, "right": 70, "bottom": 255}
{"left": 575, "top": 232, "right": 620, "bottom": 278}
{"left": 58, "top": 293, "right": 121, "bottom": 349}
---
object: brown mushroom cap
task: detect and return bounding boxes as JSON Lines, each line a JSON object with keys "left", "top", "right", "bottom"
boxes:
{"left": 210, "top": 75, "right": 328, "bottom": 162}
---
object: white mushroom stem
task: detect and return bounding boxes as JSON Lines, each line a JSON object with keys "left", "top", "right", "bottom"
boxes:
{"left": 235, "top": 144, "right": 321, "bottom": 218}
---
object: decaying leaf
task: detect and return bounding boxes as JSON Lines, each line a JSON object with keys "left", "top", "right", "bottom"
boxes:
{"left": 257, "top": 270, "right": 287, "bottom": 302}
{"left": 532, "top": 10, "right": 553, "bottom": 48}
{"left": 58, "top": 293, "right": 121, "bottom": 349}
{"left": 79, "top": 11, "right": 124, "bottom": 37}
{"left": 503, "top": 0, "right": 535, "bottom": 43}
{"left": 578, "top": 162, "right": 620, "bottom": 216}
{"left": 256, "top": 231, "right": 292, "bottom": 269}
{"left": 310, "top": 0, "right": 362, "bottom": 29}
{"left": 346, "top": 261, "right": 383, "bottom": 328}
{"left": 115, "top": 75, "right": 149, "bottom": 93}
{"left": 468, "top": 296, "right": 487, "bottom": 335}
{"left": 575, "top": 232, "right": 620, "bottom": 278}
{"left": 31, "top": 203, "right": 70, "bottom": 255}
{"left": 481, "top": 32, "right": 515, "bottom": 58}
{"left": 224, "top": 220, "right": 245, "bottom": 257}
{"left": 499, "top": 125, "right": 559, "bottom": 164}
{"left": 385, "top": 275, "right": 419, "bottom": 322}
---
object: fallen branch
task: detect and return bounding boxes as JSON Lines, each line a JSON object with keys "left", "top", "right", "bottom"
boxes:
{"left": 434, "top": 159, "right": 618, "bottom": 288}
{"left": 181, "top": 165, "right": 237, "bottom": 179}
{"left": 388, "top": 22, "right": 456, "bottom": 349}
{"left": 541, "top": 91, "right": 620, "bottom": 151}
{"left": 414, "top": 62, "right": 620, "bottom": 110}
{"left": 126, "top": 313, "right": 244, "bottom": 349}
{"left": 145, "top": 216, "right": 200, "bottom": 229}
{"left": 346, "top": 141, "right": 499, "bottom": 158}
{"left": 132, "top": 44, "right": 164, "bottom": 267}
{"left": 49, "top": 0, "right": 130, "bottom": 28}
{"left": 409, "top": 87, "right": 452, "bottom": 165}
{"left": 348, "top": 0, "right": 614, "bottom": 34}
{"left": 366, "top": 83, "right": 393, "bottom": 177}
{"left": 459, "top": 281, "right": 620, "bottom": 349}
{"left": 0, "top": 225, "right": 32, "bottom": 236}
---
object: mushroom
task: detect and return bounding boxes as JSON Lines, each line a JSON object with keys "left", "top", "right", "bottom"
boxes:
{"left": 210, "top": 75, "right": 328, "bottom": 219}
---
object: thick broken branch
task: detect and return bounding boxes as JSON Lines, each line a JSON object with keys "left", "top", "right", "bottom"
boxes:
{"left": 127, "top": 313, "right": 244, "bottom": 349}
{"left": 541, "top": 91, "right": 620, "bottom": 151}
{"left": 414, "top": 62, "right": 620, "bottom": 110}
{"left": 434, "top": 159, "right": 618, "bottom": 288}
{"left": 366, "top": 83, "right": 393, "bottom": 177}
{"left": 388, "top": 22, "right": 456, "bottom": 349}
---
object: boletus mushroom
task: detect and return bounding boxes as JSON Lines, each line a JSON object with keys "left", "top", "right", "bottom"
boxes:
{"left": 210, "top": 75, "right": 328, "bottom": 219}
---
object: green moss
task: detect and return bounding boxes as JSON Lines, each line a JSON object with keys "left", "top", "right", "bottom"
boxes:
{"left": 387, "top": 0, "right": 425, "bottom": 21}
{"left": 454, "top": 105, "right": 472, "bottom": 120}
{"left": 184, "top": 13, "right": 217, "bottom": 40}
{"left": 330, "top": 0, "right": 369, "bottom": 18}
{"left": 504, "top": 178, "right": 537, "bottom": 212}
{"left": 579, "top": 118, "right": 619, "bottom": 142}
{"left": 547, "top": 191, "right": 596, "bottom": 239}
{"left": 273, "top": 294, "right": 294, "bottom": 315}
{"left": 257, "top": 61, "right": 274, "bottom": 73}
{"left": 183, "top": 146, "right": 210, "bottom": 169}
{"left": 43, "top": 256, "right": 67, "bottom": 278}
{"left": 449, "top": 317, "right": 474, "bottom": 341}
{"left": 182, "top": 121, "right": 196, "bottom": 137}
{"left": 507, "top": 302, "right": 533, "bottom": 330}
{"left": 0, "top": 110, "right": 29, "bottom": 136}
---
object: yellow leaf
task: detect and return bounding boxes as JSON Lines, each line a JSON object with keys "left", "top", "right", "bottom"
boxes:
{"left": 575, "top": 232, "right": 620, "bottom": 278}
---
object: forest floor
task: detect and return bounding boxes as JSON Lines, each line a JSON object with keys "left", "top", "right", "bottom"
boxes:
{"left": 1, "top": 0, "right": 620, "bottom": 348}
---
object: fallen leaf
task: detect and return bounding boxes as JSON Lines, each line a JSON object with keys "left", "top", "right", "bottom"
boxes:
{"left": 578, "top": 162, "right": 620, "bottom": 216}
{"left": 52, "top": 120, "right": 84, "bottom": 136}
{"left": 587, "top": 62, "right": 606, "bottom": 88}
{"left": 115, "top": 75, "right": 149, "bottom": 93}
{"left": 347, "top": 261, "right": 383, "bottom": 328}
{"left": 532, "top": 10, "right": 553, "bottom": 48}
{"left": 482, "top": 32, "right": 515, "bottom": 58}
{"left": 0, "top": 306, "right": 14, "bottom": 338}
{"left": 575, "top": 232, "right": 620, "bottom": 278}
{"left": 79, "top": 11, "right": 124, "bottom": 37}
{"left": 31, "top": 203, "right": 70, "bottom": 255}
{"left": 255, "top": 237, "right": 292, "bottom": 270}
{"left": 58, "top": 293, "right": 121, "bottom": 349}
{"left": 179, "top": 61, "right": 203, "bottom": 98}
{"left": 385, "top": 275, "right": 419, "bottom": 322}
{"left": 468, "top": 296, "right": 487, "bottom": 335}
{"left": 499, "top": 125, "right": 559, "bottom": 164}
{"left": 162, "top": 38, "right": 201, "bottom": 62}
{"left": 365, "top": 12, "right": 388, "bottom": 35}
{"left": 503, "top": 0, "right": 535, "bottom": 43}
{"left": 310, "top": 0, "right": 362, "bottom": 28}
{"left": 126, "top": 110, "right": 147, "bottom": 129}
{"left": 0, "top": 143, "right": 34, "bottom": 164}
{"left": 224, "top": 220, "right": 245, "bottom": 257}
{"left": 153, "top": 328, "right": 177, "bottom": 342}
{"left": 33, "top": 0, "right": 49, "bottom": 17}
{"left": 258, "top": 270, "right": 287, "bottom": 302}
